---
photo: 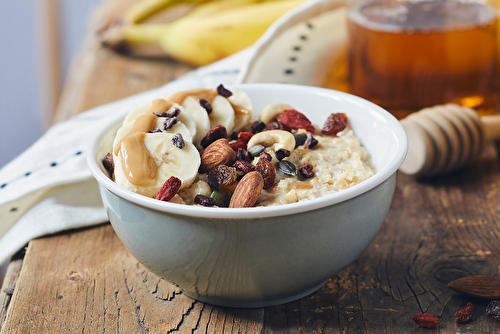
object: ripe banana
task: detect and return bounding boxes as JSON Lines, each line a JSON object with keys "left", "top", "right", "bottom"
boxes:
{"left": 114, "top": 132, "right": 201, "bottom": 198}
{"left": 100, "top": 0, "right": 307, "bottom": 66}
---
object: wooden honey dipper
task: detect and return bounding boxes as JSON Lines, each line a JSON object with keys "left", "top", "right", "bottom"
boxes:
{"left": 399, "top": 104, "right": 500, "bottom": 177}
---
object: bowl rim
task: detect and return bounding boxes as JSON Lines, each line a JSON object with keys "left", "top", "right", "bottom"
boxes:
{"left": 87, "top": 83, "right": 407, "bottom": 219}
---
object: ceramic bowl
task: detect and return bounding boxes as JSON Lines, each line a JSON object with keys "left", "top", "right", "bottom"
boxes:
{"left": 87, "top": 83, "right": 407, "bottom": 308}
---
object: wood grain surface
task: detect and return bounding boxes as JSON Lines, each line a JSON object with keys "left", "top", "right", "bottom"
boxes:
{"left": 2, "top": 0, "right": 500, "bottom": 333}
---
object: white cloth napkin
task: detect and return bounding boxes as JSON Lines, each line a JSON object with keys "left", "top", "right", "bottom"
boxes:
{"left": 0, "top": 0, "right": 345, "bottom": 266}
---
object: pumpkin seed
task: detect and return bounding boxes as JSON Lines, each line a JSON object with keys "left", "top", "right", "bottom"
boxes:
{"left": 277, "top": 160, "right": 297, "bottom": 176}
{"left": 294, "top": 133, "right": 307, "bottom": 147}
{"left": 210, "top": 188, "right": 228, "bottom": 207}
{"left": 457, "top": 330, "right": 491, "bottom": 334}
{"left": 248, "top": 145, "right": 265, "bottom": 157}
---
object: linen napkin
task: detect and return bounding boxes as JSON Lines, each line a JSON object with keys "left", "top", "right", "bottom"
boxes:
{"left": 0, "top": 0, "right": 346, "bottom": 266}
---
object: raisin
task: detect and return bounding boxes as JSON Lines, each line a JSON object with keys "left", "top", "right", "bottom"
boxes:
{"left": 255, "top": 158, "right": 276, "bottom": 189}
{"left": 236, "top": 148, "right": 252, "bottom": 162}
{"left": 102, "top": 153, "right": 114, "bottom": 174}
{"left": 275, "top": 148, "right": 291, "bottom": 161}
{"left": 250, "top": 121, "right": 266, "bottom": 133}
{"left": 208, "top": 165, "right": 237, "bottom": 189}
{"left": 194, "top": 194, "right": 214, "bottom": 207}
{"left": 263, "top": 121, "right": 291, "bottom": 132}
{"left": 206, "top": 174, "right": 219, "bottom": 190}
{"left": 156, "top": 176, "right": 182, "bottom": 202}
{"left": 199, "top": 98, "right": 212, "bottom": 114}
{"left": 487, "top": 300, "right": 500, "bottom": 320}
{"left": 235, "top": 159, "right": 256, "bottom": 174}
{"left": 322, "top": 112, "right": 348, "bottom": 136}
{"left": 201, "top": 125, "right": 227, "bottom": 149}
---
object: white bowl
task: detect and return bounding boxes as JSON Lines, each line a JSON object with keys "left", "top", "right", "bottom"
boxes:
{"left": 88, "top": 83, "right": 407, "bottom": 308}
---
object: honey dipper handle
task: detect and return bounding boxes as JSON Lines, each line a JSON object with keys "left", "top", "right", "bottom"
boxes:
{"left": 481, "top": 115, "right": 500, "bottom": 142}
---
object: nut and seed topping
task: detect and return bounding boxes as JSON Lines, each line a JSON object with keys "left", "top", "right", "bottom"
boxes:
{"left": 248, "top": 145, "right": 265, "bottom": 157}
{"left": 229, "top": 171, "right": 264, "bottom": 208}
{"left": 294, "top": 133, "right": 307, "bottom": 147}
{"left": 199, "top": 98, "right": 213, "bottom": 115}
{"left": 210, "top": 188, "right": 228, "bottom": 207}
{"left": 275, "top": 148, "right": 291, "bottom": 161}
{"left": 206, "top": 174, "right": 219, "bottom": 190}
{"left": 153, "top": 106, "right": 180, "bottom": 118}
{"left": 277, "top": 160, "right": 297, "bottom": 176}
{"left": 299, "top": 164, "right": 314, "bottom": 178}
{"left": 216, "top": 84, "right": 232, "bottom": 98}
{"left": 171, "top": 133, "right": 185, "bottom": 149}
{"left": 304, "top": 134, "right": 318, "bottom": 149}
{"left": 163, "top": 117, "right": 178, "bottom": 131}
{"left": 250, "top": 120, "right": 266, "bottom": 134}
{"left": 259, "top": 151, "right": 272, "bottom": 161}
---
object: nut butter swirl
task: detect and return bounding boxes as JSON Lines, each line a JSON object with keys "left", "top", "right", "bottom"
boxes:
{"left": 114, "top": 99, "right": 174, "bottom": 186}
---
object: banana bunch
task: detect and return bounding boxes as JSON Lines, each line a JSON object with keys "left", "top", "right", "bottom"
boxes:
{"left": 99, "top": 0, "right": 307, "bottom": 66}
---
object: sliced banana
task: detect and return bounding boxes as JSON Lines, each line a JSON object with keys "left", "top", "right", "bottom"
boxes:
{"left": 113, "top": 116, "right": 193, "bottom": 152}
{"left": 228, "top": 89, "right": 252, "bottom": 132}
{"left": 114, "top": 132, "right": 200, "bottom": 198}
{"left": 246, "top": 130, "right": 296, "bottom": 152}
{"left": 181, "top": 96, "right": 211, "bottom": 149}
{"left": 210, "top": 95, "right": 235, "bottom": 133}
{"left": 259, "top": 103, "right": 293, "bottom": 124}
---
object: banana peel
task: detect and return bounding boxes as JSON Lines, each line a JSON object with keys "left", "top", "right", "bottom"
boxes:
{"left": 98, "top": 0, "right": 307, "bottom": 66}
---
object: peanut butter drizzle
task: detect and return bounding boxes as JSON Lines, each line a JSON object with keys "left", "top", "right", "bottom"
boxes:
{"left": 120, "top": 132, "right": 157, "bottom": 186}
{"left": 116, "top": 99, "right": 174, "bottom": 186}
{"left": 168, "top": 88, "right": 250, "bottom": 115}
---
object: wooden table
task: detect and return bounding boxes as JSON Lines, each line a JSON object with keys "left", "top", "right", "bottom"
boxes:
{"left": 2, "top": 1, "right": 500, "bottom": 333}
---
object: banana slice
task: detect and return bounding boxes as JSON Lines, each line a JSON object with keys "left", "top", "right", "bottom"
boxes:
{"left": 113, "top": 116, "right": 193, "bottom": 153}
{"left": 182, "top": 96, "right": 211, "bottom": 149}
{"left": 210, "top": 95, "right": 235, "bottom": 133}
{"left": 246, "top": 130, "right": 296, "bottom": 152}
{"left": 259, "top": 103, "right": 293, "bottom": 124}
{"left": 114, "top": 132, "right": 200, "bottom": 198}
{"left": 228, "top": 89, "right": 252, "bottom": 132}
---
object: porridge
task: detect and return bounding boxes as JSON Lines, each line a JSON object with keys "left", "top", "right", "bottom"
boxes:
{"left": 104, "top": 84, "right": 374, "bottom": 207}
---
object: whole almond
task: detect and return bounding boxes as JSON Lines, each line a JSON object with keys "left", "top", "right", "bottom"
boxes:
{"left": 448, "top": 275, "right": 500, "bottom": 299}
{"left": 200, "top": 138, "right": 236, "bottom": 173}
{"left": 229, "top": 171, "right": 264, "bottom": 208}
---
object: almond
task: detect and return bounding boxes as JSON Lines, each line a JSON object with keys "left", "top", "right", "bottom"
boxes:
{"left": 200, "top": 138, "right": 236, "bottom": 173}
{"left": 229, "top": 171, "right": 264, "bottom": 208}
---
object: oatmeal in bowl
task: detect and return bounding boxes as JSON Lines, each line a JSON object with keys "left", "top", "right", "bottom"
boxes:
{"left": 88, "top": 83, "right": 406, "bottom": 308}
{"left": 104, "top": 84, "right": 375, "bottom": 208}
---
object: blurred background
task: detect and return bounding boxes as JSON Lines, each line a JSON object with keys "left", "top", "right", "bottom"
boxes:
{"left": 0, "top": 0, "right": 102, "bottom": 168}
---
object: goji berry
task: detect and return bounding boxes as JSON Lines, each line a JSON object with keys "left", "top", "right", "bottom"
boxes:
{"left": 238, "top": 131, "right": 254, "bottom": 143}
{"left": 412, "top": 313, "right": 439, "bottom": 329}
{"left": 276, "top": 109, "right": 315, "bottom": 133}
{"left": 455, "top": 302, "right": 473, "bottom": 323}
{"left": 156, "top": 176, "right": 182, "bottom": 202}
